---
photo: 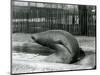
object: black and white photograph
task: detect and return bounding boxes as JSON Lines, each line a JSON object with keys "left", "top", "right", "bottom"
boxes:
{"left": 11, "top": 0, "right": 96, "bottom": 74}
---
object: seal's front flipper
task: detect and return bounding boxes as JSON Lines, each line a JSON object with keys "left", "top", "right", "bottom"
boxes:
{"left": 45, "top": 44, "right": 73, "bottom": 63}
{"left": 56, "top": 40, "right": 72, "bottom": 55}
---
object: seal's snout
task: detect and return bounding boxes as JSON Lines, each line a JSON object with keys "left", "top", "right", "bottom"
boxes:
{"left": 31, "top": 36, "right": 39, "bottom": 43}
{"left": 31, "top": 35, "right": 41, "bottom": 44}
{"left": 31, "top": 36, "right": 36, "bottom": 41}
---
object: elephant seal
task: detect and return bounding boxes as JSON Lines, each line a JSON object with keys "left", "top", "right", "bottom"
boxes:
{"left": 31, "top": 30, "right": 85, "bottom": 63}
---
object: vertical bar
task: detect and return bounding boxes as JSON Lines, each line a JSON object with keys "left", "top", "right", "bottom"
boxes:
{"left": 35, "top": 3, "right": 38, "bottom": 33}
{"left": 48, "top": 4, "right": 50, "bottom": 30}
{"left": 44, "top": 4, "right": 47, "bottom": 31}
{"left": 68, "top": 5, "right": 70, "bottom": 32}
{"left": 56, "top": 4, "right": 59, "bottom": 29}
{"left": 73, "top": 5, "right": 75, "bottom": 34}
{"left": 62, "top": 4, "right": 65, "bottom": 30}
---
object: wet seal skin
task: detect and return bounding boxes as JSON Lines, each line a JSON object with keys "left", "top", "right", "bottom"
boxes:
{"left": 31, "top": 30, "right": 85, "bottom": 64}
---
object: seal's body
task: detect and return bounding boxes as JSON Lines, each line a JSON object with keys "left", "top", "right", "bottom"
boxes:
{"left": 31, "top": 30, "right": 85, "bottom": 63}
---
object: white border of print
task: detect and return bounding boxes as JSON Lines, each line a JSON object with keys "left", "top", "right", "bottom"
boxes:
{"left": 0, "top": 0, "right": 99, "bottom": 75}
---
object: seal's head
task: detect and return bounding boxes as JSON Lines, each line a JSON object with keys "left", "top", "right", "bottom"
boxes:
{"left": 31, "top": 35, "right": 47, "bottom": 46}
